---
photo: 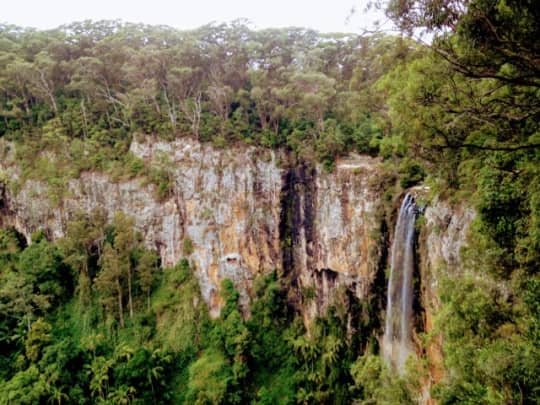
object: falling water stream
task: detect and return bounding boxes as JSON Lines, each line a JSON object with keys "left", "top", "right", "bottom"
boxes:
{"left": 383, "top": 193, "right": 418, "bottom": 373}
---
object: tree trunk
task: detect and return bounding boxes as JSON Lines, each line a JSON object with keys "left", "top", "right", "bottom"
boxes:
{"left": 80, "top": 99, "right": 89, "bottom": 139}
{"left": 39, "top": 69, "right": 58, "bottom": 114}
{"left": 116, "top": 279, "right": 124, "bottom": 328}
{"left": 127, "top": 267, "right": 133, "bottom": 319}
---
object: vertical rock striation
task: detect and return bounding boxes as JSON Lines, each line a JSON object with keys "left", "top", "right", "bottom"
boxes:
{"left": 419, "top": 198, "right": 475, "bottom": 396}
{"left": 1, "top": 138, "right": 284, "bottom": 316}
{"left": 0, "top": 138, "right": 386, "bottom": 318}
{"left": 288, "top": 155, "right": 386, "bottom": 321}
{"left": 130, "top": 139, "right": 284, "bottom": 315}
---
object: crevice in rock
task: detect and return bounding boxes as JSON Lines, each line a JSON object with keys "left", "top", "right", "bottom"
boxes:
{"left": 413, "top": 217, "right": 426, "bottom": 337}
{"left": 279, "top": 168, "right": 295, "bottom": 275}
{"left": 0, "top": 182, "right": 22, "bottom": 240}
{"left": 347, "top": 213, "right": 388, "bottom": 356}
{"left": 0, "top": 182, "right": 8, "bottom": 223}
{"left": 372, "top": 217, "right": 390, "bottom": 337}
{"left": 312, "top": 268, "right": 339, "bottom": 311}
{"left": 278, "top": 161, "right": 317, "bottom": 310}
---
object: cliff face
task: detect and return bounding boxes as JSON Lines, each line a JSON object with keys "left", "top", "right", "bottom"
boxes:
{"left": 419, "top": 199, "right": 475, "bottom": 392}
{"left": 1, "top": 138, "right": 283, "bottom": 316}
{"left": 421, "top": 199, "right": 475, "bottom": 333}
{"left": 0, "top": 136, "right": 474, "bottom": 331}
{"left": 285, "top": 157, "right": 387, "bottom": 321}
{"left": 130, "top": 139, "right": 284, "bottom": 315}
{"left": 0, "top": 138, "right": 478, "bottom": 405}
{"left": 0, "top": 138, "right": 386, "bottom": 318}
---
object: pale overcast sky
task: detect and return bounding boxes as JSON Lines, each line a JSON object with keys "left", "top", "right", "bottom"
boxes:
{"left": 1, "top": 0, "right": 388, "bottom": 33}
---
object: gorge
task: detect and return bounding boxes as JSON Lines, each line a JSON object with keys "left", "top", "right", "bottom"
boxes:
{"left": 1, "top": 10, "right": 537, "bottom": 401}
{"left": 0, "top": 137, "right": 466, "bottom": 324}
{"left": 0, "top": 137, "right": 389, "bottom": 319}
{"left": 0, "top": 137, "right": 473, "bottom": 399}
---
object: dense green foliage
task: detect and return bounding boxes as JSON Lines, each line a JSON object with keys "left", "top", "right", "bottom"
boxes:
{"left": 0, "top": 21, "right": 418, "bottom": 180}
{"left": 1, "top": 0, "right": 539, "bottom": 401}
{"left": 382, "top": 0, "right": 540, "bottom": 403}
{"left": 0, "top": 218, "right": 414, "bottom": 404}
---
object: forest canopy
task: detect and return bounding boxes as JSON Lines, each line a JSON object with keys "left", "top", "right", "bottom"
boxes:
{"left": 0, "top": 21, "right": 418, "bottom": 169}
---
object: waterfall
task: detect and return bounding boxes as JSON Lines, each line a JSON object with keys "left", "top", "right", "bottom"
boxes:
{"left": 383, "top": 193, "right": 418, "bottom": 373}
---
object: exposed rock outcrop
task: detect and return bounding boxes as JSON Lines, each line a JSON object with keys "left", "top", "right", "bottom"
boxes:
{"left": 287, "top": 156, "right": 387, "bottom": 321}
{"left": 418, "top": 199, "right": 475, "bottom": 396}
{"left": 0, "top": 138, "right": 386, "bottom": 318}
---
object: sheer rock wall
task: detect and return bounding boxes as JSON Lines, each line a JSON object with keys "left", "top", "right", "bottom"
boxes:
{"left": 418, "top": 199, "right": 475, "bottom": 398}
{"left": 0, "top": 138, "right": 386, "bottom": 318}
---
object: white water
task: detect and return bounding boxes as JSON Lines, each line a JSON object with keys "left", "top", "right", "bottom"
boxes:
{"left": 383, "top": 193, "right": 418, "bottom": 373}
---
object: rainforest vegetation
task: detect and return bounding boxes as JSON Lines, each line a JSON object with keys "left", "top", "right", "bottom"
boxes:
{"left": 0, "top": 0, "right": 539, "bottom": 403}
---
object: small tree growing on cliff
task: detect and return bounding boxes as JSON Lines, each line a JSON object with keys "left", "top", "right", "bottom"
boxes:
{"left": 95, "top": 243, "right": 125, "bottom": 328}
{"left": 93, "top": 211, "right": 160, "bottom": 326}
{"left": 111, "top": 212, "right": 138, "bottom": 320}
{"left": 137, "top": 249, "right": 159, "bottom": 309}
